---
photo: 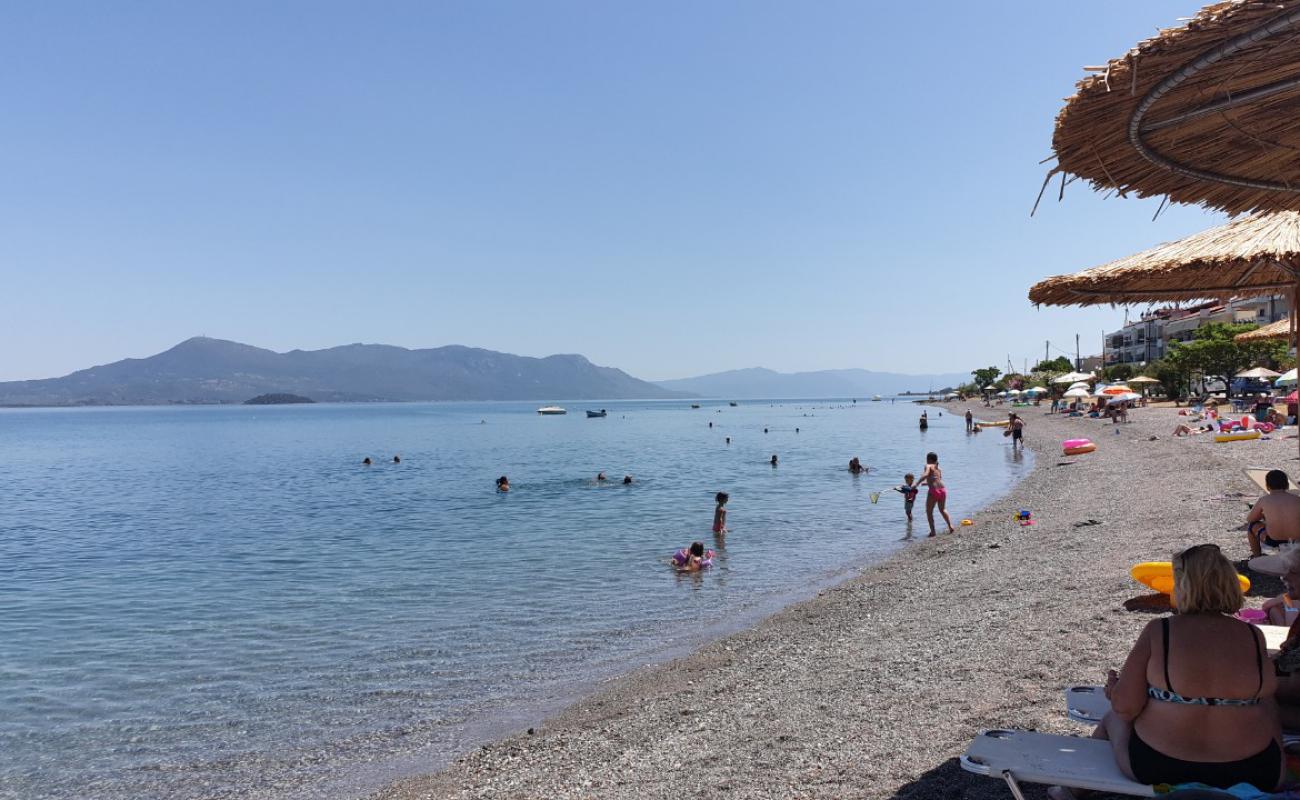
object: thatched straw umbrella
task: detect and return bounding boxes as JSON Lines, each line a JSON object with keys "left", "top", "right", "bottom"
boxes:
{"left": 1029, "top": 211, "right": 1300, "bottom": 453}
{"left": 1029, "top": 211, "right": 1300, "bottom": 319}
{"left": 1048, "top": 1, "right": 1300, "bottom": 217}
{"left": 1236, "top": 316, "right": 1290, "bottom": 342}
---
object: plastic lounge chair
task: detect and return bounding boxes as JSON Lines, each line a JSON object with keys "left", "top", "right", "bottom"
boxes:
{"left": 1065, "top": 685, "right": 1108, "bottom": 724}
{"left": 1244, "top": 467, "right": 1300, "bottom": 494}
{"left": 961, "top": 729, "right": 1155, "bottom": 798}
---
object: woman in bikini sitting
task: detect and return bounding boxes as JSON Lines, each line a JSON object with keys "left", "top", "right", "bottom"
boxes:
{"left": 1049, "top": 544, "right": 1283, "bottom": 798}
{"left": 916, "top": 452, "right": 954, "bottom": 537}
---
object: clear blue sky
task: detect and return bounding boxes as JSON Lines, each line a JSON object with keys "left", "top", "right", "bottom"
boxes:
{"left": 0, "top": 1, "right": 1228, "bottom": 382}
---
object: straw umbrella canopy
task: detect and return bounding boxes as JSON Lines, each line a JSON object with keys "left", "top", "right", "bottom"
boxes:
{"left": 1235, "top": 317, "right": 1290, "bottom": 342}
{"left": 1237, "top": 366, "right": 1282, "bottom": 379}
{"left": 1128, "top": 376, "right": 1160, "bottom": 384}
{"left": 1049, "top": 1, "right": 1300, "bottom": 217}
{"left": 1029, "top": 213, "right": 1300, "bottom": 345}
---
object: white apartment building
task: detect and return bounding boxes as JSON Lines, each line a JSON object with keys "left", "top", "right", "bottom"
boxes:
{"left": 1103, "top": 296, "right": 1288, "bottom": 366}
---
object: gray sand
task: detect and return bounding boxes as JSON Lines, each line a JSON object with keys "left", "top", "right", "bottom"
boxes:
{"left": 371, "top": 405, "right": 1293, "bottom": 799}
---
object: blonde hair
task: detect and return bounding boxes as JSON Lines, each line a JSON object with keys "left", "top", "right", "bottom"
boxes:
{"left": 1173, "top": 544, "right": 1243, "bottom": 614}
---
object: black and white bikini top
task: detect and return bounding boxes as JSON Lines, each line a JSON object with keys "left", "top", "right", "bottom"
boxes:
{"left": 1146, "top": 617, "right": 1263, "bottom": 707}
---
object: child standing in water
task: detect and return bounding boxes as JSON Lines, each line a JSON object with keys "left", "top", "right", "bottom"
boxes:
{"left": 918, "top": 452, "right": 955, "bottom": 537}
{"left": 713, "top": 492, "right": 729, "bottom": 535}
{"left": 894, "top": 474, "right": 919, "bottom": 522}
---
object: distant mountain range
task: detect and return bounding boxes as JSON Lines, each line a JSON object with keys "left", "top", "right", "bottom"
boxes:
{"left": 654, "top": 367, "right": 967, "bottom": 399}
{"left": 0, "top": 337, "right": 683, "bottom": 406}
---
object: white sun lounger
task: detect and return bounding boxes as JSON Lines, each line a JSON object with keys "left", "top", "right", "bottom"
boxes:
{"left": 1065, "top": 685, "right": 1109, "bottom": 724}
{"left": 961, "top": 729, "right": 1155, "bottom": 798}
{"left": 1244, "top": 467, "right": 1299, "bottom": 494}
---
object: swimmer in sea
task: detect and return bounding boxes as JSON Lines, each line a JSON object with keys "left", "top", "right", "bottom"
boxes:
{"left": 917, "top": 452, "right": 955, "bottom": 537}
{"left": 623, "top": 475, "right": 633, "bottom": 485}
{"left": 713, "top": 492, "right": 729, "bottom": 535}
{"left": 597, "top": 471, "right": 607, "bottom": 482}
{"left": 362, "top": 457, "right": 372, "bottom": 466}
{"left": 673, "top": 541, "right": 708, "bottom": 572}
{"left": 725, "top": 437, "right": 731, "bottom": 445}
{"left": 393, "top": 455, "right": 401, "bottom": 463}
{"left": 770, "top": 454, "right": 778, "bottom": 467}
{"left": 496, "top": 475, "right": 510, "bottom": 492}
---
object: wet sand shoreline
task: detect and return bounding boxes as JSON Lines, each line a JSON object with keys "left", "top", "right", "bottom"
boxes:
{"left": 371, "top": 403, "right": 1291, "bottom": 799}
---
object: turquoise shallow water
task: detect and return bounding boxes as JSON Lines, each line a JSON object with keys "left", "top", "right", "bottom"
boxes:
{"left": 0, "top": 399, "right": 1030, "bottom": 799}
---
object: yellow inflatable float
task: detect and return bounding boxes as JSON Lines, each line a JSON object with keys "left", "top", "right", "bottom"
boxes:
{"left": 1132, "top": 561, "right": 1250, "bottom": 601}
{"left": 1215, "top": 430, "right": 1262, "bottom": 443}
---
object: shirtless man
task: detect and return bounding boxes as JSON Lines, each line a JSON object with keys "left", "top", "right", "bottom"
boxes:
{"left": 1247, "top": 470, "right": 1300, "bottom": 556}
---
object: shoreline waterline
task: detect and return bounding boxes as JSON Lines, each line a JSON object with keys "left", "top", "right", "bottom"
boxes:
{"left": 372, "top": 402, "right": 1290, "bottom": 799}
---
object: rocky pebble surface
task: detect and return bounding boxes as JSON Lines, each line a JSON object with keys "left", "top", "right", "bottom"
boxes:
{"left": 371, "top": 404, "right": 1295, "bottom": 800}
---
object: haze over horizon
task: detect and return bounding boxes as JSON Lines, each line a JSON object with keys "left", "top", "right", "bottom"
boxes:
{"left": 2, "top": 1, "right": 1222, "bottom": 383}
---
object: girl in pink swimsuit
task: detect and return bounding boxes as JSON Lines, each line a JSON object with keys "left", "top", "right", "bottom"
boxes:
{"left": 918, "top": 452, "right": 955, "bottom": 537}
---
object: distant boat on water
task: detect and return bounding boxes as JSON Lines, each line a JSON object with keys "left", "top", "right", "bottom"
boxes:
{"left": 690, "top": 403, "right": 700, "bottom": 409}
{"left": 585, "top": 409, "right": 607, "bottom": 418}
{"left": 871, "top": 395, "right": 882, "bottom": 402}
{"left": 537, "top": 406, "right": 566, "bottom": 415}
{"left": 729, "top": 401, "right": 738, "bottom": 407}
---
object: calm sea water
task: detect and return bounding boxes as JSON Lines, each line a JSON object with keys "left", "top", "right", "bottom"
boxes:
{"left": 0, "top": 399, "right": 1031, "bottom": 799}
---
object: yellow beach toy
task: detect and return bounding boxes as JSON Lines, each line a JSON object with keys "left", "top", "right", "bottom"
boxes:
{"left": 1215, "top": 430, "right": 1262, "bottom": 443}
{"left": 1131, "top": 561, "right": 1250, "bottom": 600}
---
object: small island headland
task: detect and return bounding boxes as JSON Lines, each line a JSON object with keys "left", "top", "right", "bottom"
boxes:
{"left": 243, "top": 393, "right": 315, "bottom": 405}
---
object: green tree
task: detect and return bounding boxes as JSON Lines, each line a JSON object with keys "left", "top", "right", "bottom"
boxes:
{"left": 1174, "top": 322, "right": 1291, "bottom": 396}
{"left": 971, "top": 366, "right": 1000, "bottom": 389}
{"left": 1150, "top": 352, "right": 1193, "bottom": 402}
{"left": 1103, "top": 363, "right": 1134, "bottom": 382}
{"left": 1033, "top": 356, "right": 1074, "bottom": 373}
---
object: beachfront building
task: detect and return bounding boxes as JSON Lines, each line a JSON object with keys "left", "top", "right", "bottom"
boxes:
{"left": 1103, "top": 296, "right": 1288, "bottom": 367}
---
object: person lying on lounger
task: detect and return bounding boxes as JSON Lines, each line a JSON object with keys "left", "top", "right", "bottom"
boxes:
{"left": 1049, "top": 544, "right": 1283, "bottom": 799}
{"left": 1247, "top": 470, "right": 1300, "bottom": 556}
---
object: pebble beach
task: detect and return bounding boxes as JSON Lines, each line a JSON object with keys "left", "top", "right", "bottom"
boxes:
{"left": 372, "top": 403, "right": 1294, "bottom": 800}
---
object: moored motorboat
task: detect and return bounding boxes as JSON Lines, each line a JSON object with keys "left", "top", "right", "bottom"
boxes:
{"left": 690, "top": 403, "right": 700, "bottom": 409}
{"left": 729, "top": 401, "right": 738, "bottom": 407}
{"left": 537, "top": 406, "right": 566, "bottom": 415}
{"left": 585, "top": 409, "right": 607, "bottom": 418}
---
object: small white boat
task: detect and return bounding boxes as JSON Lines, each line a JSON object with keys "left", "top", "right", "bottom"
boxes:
{"left": 871, "top": 395, "right": 882, "bottom": 402}
{"left": 537, "top": 406, "right": 566, "bottom": 415}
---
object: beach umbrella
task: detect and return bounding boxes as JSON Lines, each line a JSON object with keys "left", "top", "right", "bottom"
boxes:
{"left": 1237, "top": 366, "right": 1282, "bottom": 379}
{"left": 1128, "top": 376, "right": 1159, "bottom": 385}
{"left": 1063, "top": 387, "right": 1091, "bottom": 399}
{"left": 1028, "top": 386, "right": 1048, "bottom": 394}
{"left": 1053, "top": 372, "right": 1095, "bottom": 384}
{"left": 1046, "top": 2, "right": 1300, "bottom": 217}
{"left": 1237, "top": 318, "right": 1291, "bottom": 343}
{"left": 996, "top": 391, "right": 1007, "bottom": 397}
{"left": 1007, "top": 389, "right": 1021, "bottom": 396}
{"left": 1276, "top": 369, "right": 1298, "bottom": 386}
{"left": 1100, "top": 385, "right": 1132, "bottom": 396}
{"left": 1107, "top": 392, "right": 1142, "bottom": 404}
{"left": 1068, "top": 381, "right": 1090, "bottom": 391}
